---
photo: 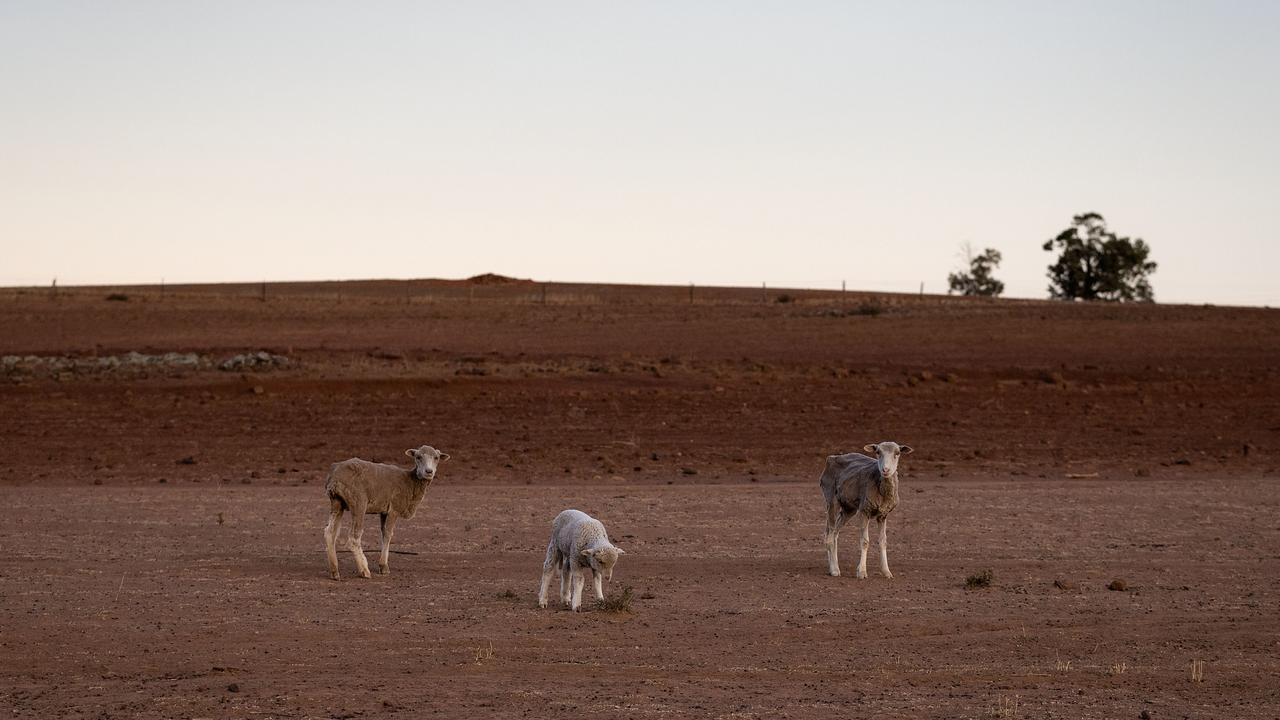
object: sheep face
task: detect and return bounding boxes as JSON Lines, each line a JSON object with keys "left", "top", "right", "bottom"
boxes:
{"left": 405, "top": 445, "right": 449, "bottom": 481}
{"left": 581, "top": 546, "right": 625, "bottom": 581}
{"left": 862, "top": 441, "right": 913, "bottom": 477}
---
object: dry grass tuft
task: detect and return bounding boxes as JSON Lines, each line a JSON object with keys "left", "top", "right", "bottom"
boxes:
{"left": 597, "top": 586, "right": 635, "bottom": 614}
{"left": 965, "top": 569, "right": 993, "bottom": 589}
{"left": 472, "top": 642, "right": 494, "bottom": 666}
{"left": 989, "top": 694, "right": 1019, "bottom": 718}
{"left": 1190, "top": 659, "right": 1205, "bottom": 682}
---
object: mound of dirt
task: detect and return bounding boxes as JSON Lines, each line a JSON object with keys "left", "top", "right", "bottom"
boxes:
{"left": 465, "top": 273, "right": 530, "bottom": 285}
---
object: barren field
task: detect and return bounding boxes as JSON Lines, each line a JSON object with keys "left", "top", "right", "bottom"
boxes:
{"left": 1, "top": 280, "right": 1278, "bottom": 719}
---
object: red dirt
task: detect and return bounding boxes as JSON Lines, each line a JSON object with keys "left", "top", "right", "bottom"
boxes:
{"left": 1, "top": 282, "right": 1278, "bottom": 718}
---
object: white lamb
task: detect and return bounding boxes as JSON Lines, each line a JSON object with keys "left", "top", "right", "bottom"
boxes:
{"left": 538, "top": 509, "right": 625, "bottom": 611}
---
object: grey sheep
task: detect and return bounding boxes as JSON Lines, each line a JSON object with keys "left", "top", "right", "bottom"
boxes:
{"left": 820, "top": 441, "right": 913, "bottom": 578}
{"left": 323, "top": 445, "right": 449, "bottom": 580}
{"left": 538, "top": 509, "right": 625, "bottom": 611}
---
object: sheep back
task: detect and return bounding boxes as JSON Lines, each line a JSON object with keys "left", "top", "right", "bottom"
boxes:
{"left": 821, "top": 452, "right": 895, "bottom": 518}
{"left": 551, "top": 509, "right": 610, "bottom": 559}
{"left": 325, "top": 459, "right": 427, "bottom": 518}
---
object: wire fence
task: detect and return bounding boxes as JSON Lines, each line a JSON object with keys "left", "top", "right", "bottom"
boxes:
{"left": 1, "top": 277, "right": 1060, "bottom": 310}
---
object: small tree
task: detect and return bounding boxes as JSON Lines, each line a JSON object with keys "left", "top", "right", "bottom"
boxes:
{"left": 1044, "top": 213, "right": 1156, "bottom": 302}
{"left": 948, "top": 244, "right": 1004, "bottom": 297}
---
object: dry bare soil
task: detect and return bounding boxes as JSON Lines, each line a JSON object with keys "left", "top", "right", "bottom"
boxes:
{"left": 1, "top": 280, "right": 1278, "bottom": 719}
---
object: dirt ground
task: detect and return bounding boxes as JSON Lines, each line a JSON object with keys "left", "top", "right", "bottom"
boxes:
{"left": 1, "top": 280, "right": 1278, "bottom": 718}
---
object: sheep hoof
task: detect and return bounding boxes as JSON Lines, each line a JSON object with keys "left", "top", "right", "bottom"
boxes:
{"left": 856, "top": 570, "right": 868, "bottom": 579}
{"left": 358, "top": 568, "right": 372, "bottom": 579}
{"left": 538, "top": 600, "right": 547, "bottom": 609}
{"left": 377, "top": 566, "right": 389, "bottom": 575}
{"left": 829, "top": 569, "right": 841, "bottom": 577}
{"left": 882, "top": 571, "right": 895, "bottom": 580}
{"left": 330, "top": 573, "right": 341, "bottom": 581}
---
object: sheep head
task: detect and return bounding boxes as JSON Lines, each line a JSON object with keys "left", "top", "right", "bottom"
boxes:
{"left": 580, "top": 545, "right": 625, "bottom": 581}
{"left": 405, "top": 445, "right": 449, "bottom": 481}
{"left": 862, "top": 441, "right": 913, "bottom": 478}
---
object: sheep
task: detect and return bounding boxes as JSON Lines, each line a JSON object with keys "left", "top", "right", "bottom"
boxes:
{"left": 538, "top": 509, "right": 625, "bottom": 612}
{"left": 819, "top": 441, "right": 913, "bottom": 578}
{"left": 322, "top": 445, "right": 449, "bottom": 580}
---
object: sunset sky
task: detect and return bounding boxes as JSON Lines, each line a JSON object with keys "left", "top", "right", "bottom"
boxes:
{"left": 3, "top": 2, "right": 1277, "bottom": 304}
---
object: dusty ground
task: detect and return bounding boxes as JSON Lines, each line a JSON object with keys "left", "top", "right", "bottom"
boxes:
{"left": 1, "top": 280, "right": 1278, "bottom": 718}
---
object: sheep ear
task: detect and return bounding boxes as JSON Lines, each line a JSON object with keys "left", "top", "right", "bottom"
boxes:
{"left": 405, "top": 449, "right": 419, "bottom": 459}
{"left": 614, "top": 547, "right": 625, "bottom": 555}
{"left": 863, "top": 444, "right": 878, "bottom": 454}
{"left": 580, "top": 549, "right": 594, "bottom": 560}
{"left": 899, "top": 445, "right": 914, "bottom": 455}
{"left": 439, "top": 452, "right": 451, "bottom": 461}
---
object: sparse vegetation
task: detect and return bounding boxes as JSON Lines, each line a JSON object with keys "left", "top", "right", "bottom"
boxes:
{"left": 472, "top": 642, "right": 494, "bottom": 666}
{"left": 106, "top": 293, "right": 130, "bottom": 302}
{"left": 854, "top": 301, "right": 884, "bottom": 316}
{"left": 1191, "top": 659, "right": 1205, "bottom": 682}
{"left": 966, "top": 569, "right": 993, "bottom": 589}
{"left": 597, "top": 586, "right": 634, "bottom": 613}
{"left": 775, "top": 293, "right": 795, "bottom": 304}
{"left": 496, "top": 588, "right": 518, "bottom": 600}
{"left": 989, "top": 694, "right": 1019, "bottom": 718}
{"left": 1108, "top": 661, "right": 1127, "bottom": 676}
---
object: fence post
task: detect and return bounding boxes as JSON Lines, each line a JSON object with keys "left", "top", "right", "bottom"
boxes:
{"left": 541, "top": 284, "right": 547, "bottom": 304}
{"left": 762, "top": 282, "right": 767, "bottom": 303}
{"left": 260, "top": 280, "right": 267, "bottom": 302}
{"left": 688, "top": 283, "right": 694, "bottom": 304}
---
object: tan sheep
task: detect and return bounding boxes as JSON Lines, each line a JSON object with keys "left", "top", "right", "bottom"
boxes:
{"left": 820, "top": 441, "right": 913, "bottom": 578}
{"left": 322, "top": 445, "right": 449, "bottom": 580}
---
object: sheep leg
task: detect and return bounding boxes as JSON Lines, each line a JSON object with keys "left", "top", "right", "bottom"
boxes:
{"left": 560, "top": 558, "right": 573, "bottom": 605}
{"left": 592, "top": 570, "right": 604, "bottom": 601}
{"left": 570, "top": 567, "right": 586, "bottom": 612}
{"left": 539, "top": 540, "right": 560, "bottom": 608}
{"left": 347, "top": 511, "right": 372, "bottom": 579}
{"left": 855, "top": 515, "right": 870, "bottom": 579}
{"left": 324, "top": 499, "right": 344, "bottom": 581}
{"left": 377, "top": 513, "right": 397, "bottom": 575}
{"left": 878, "top": 517, "right": 893, "bottom": 579}
{"left": 825, "top": 503, "right": 849, "bottom": 576}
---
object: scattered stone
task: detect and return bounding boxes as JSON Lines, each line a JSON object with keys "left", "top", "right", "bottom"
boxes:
{"left": 251, "top": 385, "right": 264, "bottom": 395}
{"left": 680, "top": 467, "right": 697, "bottom": 476}
{"left": 178, "top": 456, "right": 197, "bottom": 465}
{"left": 226, "top": 683, "right": 239, "bottom": 693}
{"left": 219, "top": 351, "right": 291, "bottom": 372}
{"left": 1053, "top": 579, "right": 1074, "bottom": 591}
{"left": 1173, "top": 458, "right": 1192, "bottom": 466}
{"left": 1108, "top": 579, "right": 1128, "bottom": 592}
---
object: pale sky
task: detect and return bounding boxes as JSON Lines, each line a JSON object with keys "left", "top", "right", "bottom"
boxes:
{"left": 2, "top": 2, "right": 1277, "bottom": 304}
